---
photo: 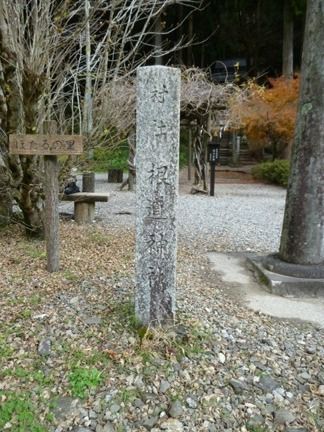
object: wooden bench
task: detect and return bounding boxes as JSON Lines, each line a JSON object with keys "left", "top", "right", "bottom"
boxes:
{"left": 62, "top": 192, "right": 109, "bottom": 224}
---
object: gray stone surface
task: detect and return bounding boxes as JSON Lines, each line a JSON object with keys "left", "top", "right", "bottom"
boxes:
{"left": 248, "top": 254, "right": 324, "bottom": 297}
{"left": 52, "top": 396, "right": 80, "bottom": 421}
{"left": 135, "top": 66, "right": 181, "bottom": 325}
{"left": 96, "top": 424, "right": 115, "bottom": 432}
{"left": 279, "top": 0, "right": 324, "bottom": 266}
{"left": 169, "top": 400, "right": 184, "bottom": 418}
{"left": 229, "top": 378, "right": 248, "bottom": 394}
{"left": 263, "top": 254, "right": 324, "bottom": 278}
{"left": 160, "top": 418, "right": 184, "bottom": 431}
{"left": 274, "top": 409, "right": 296, "bottom": 425}
{"left": 38, "top": 338, "right": 51, "bottom": 356}
{"left": 72, "top": 428, "right": 91, "bottom": 432}
{"left": 159, "top": 379, "right": 171, "bottom": 393}
{"left": 142, "top": 415, "right": 159, "bottom": 429}
{"left": 258, "top": 375, "right": 281, "bottom": 392}
{"left": 84, "top": 316, "right": 102, "bottom": 325}
{"left": 208, "top": 251, "right": 324, "bottom": 328}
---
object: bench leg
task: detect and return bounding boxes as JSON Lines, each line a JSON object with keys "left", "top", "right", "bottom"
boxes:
{"left": 74, "top": 202, "right": 95, "bottom": 224}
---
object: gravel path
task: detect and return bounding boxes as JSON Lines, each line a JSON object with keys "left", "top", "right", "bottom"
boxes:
{"left": 61, "top": 173, "right": 286, "bottom": 253}
{"left": 54, "top": 174, "right": 324, "bottom": 432}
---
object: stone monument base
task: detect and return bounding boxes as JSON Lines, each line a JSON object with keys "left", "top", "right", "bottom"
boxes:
{"left": 247, "top": 254, "right": 324, "bottom": 298}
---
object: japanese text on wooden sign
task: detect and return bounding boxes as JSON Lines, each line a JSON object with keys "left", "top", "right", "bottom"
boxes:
{"left": 9, "top": 134, "right": 83, "bottom": 155}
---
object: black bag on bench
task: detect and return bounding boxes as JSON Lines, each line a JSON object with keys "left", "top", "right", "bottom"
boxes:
{"left": 64, "top": 181, "right": 80, "bottom": 195}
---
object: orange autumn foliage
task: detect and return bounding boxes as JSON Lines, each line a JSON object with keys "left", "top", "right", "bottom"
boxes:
{"left": 232, "top": 77, "right": 299, "bottom": 156}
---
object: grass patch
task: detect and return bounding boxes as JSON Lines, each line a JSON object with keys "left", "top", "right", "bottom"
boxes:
{"left": 19, "top": 309, "right": 32, "bottom": 319}
{"left": 29, "top": 294, "right": 42, "bottom": 306}
{"left": 68, "top": 367, "right": 102, "bottom": 398}
{"left": 88, "top": 230, "right": 112, "bottom": 246}
{"left": 117, "top": 388, "right": 141, "bottom": 404}
{"left": 147, "top": 323, "right": 212, "bottom": 361}
{"left": 68, "top": 348, "right": 111, "bottom": 369}
{"left": 112, "top": 301, "right": 142, "bottom": 333}
{"left": 111, "top": 301, "right": 212, "bottom": 362}
{"left": 62, "top": 269, "right": 79, "bottom": 281}
{"left": 0, "top": 392, "right": 47, "bottom": 432}
{"left": 246, "top": 426, "right": 269, "bottom": 432}
{"left": 0, "top": 367, "right": 53, "bottom": 386}
{"left": 0, "top": 336, "right": 14, "bottom": 360}
{"left": 23, "top": 242, "right": 46, "bottom": 259}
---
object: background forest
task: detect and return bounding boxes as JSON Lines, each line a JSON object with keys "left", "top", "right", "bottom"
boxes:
{"left": 0, "top": 0, "right": 306, "bottom": 234}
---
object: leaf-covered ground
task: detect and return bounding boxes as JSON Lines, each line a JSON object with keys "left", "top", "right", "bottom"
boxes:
{"left": 0, "top": 221, "right": 323, "bottom": 432}
{"left": 0, "top": 222, "right": 136, "bottom": 431}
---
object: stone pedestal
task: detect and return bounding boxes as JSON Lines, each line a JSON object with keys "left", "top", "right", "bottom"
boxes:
{"left": 247, "top": 254, "right": 324, "bottom": 298}
{"left": 135, "top": 66, "right": 181, "bottom": 326}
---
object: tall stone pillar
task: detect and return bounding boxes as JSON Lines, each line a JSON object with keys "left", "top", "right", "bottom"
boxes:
{"left": 135, "top": 66, "right": 181, "bottom": 326}
{"left": 251, "top": 0, "right": 324, "bottom": 297}
{"left": 279, "top": 0, "right": 324, "bottom": 266}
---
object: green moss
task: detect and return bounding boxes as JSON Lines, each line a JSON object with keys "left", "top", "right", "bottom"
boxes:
{"left": 68, "top": 367, "right": 102, "bottom": 398}
{"left": 0, "top": 392, "right": 47, "bottom": 431}
{"left": 0, "top": 336, "right": 14, "bottom": 360}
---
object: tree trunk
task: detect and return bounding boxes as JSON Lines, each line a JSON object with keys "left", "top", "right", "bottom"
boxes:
{"left": 84, "top": 0, "right": 93, "bottom": 158}
{"left": 279, "top": 0, "right": 324, "bottom": 265}
{"left": 188, "top": 127, "right": 192, "bottom": 181}
{"left": 120, "top": 131, "right": 136, "bottom": 191}
{"left": 0, "top": 60, "right": 12, "bottom": 226}
{"left": 127, "top": 131, "right": 136, "bottom": 191}
{"left": 18, "top": 157, "right": 44, "bottom": 238}
{"left": 0, "top": 162, "right": 12, "bottom": 226}
{"left": 0, "top": 22, "right": 45, "bottom": 237}
{"left": 282, "top": 0, "right": 294, "bottom": 78}
{"left": 187, "top": 14, "right": 193, "bottom": 66}
{"left": 154, "top": 12, "right": 163, "bottom": 65}
{"left": 192, "top": 120, "right": 208, "bottom": 193}
{"left": 176, "top": 5, "right": 184, "bottom": 65}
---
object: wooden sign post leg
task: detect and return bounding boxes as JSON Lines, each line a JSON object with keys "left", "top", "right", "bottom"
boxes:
{"left": 44, "top": 155, "right": 60, "bottom": 272}
{"left": 9, "top": 122, "right": 83, "bottom": 272}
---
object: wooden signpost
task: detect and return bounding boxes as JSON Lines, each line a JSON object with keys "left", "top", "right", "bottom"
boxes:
{"left": 9, "top": 133, "right": 83, "bottom": 272}
{"left": 9, "top": 135, "right": 83, "bottom": 156}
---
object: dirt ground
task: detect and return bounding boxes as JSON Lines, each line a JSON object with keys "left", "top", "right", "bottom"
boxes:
{"left": 178, "top": 164, "right": 260, "bottom": 194}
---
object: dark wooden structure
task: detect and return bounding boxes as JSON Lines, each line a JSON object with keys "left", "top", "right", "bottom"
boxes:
{"left": 108, "top": 169, "right": 123, "bottom": 183}
{"left": 82, "top": 172, "right": 95, "bottom": 192}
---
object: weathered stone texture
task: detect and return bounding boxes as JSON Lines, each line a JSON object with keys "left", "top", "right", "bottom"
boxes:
{"left": 279, "top": 0, "right": 324, "bottom": 265}
{"left": 135, "top": 66, "right": 181, "bottom": 325}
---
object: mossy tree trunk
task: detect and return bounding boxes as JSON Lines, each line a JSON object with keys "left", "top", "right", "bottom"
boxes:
{"left": 282, "top": 0, "right": 294, "bottom": 78}
{"left": 0, "top": 55, "right": 13, "bottom": 227}
{"left": 0, "top": 28, "right": 45, "bottom": 237}
{"left": 0, "top": 151, "right": 12, "bottom": 227}
{"left": 192, "top": 118, "right": 208, "bottom": 193}
{"left": 279, "top": 0, "right": 324, "bottom": 264}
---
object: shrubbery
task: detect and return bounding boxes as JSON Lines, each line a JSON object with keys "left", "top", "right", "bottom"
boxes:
{"left": 91, "top": 146, "right": 129, "bottom": 172}
{"left": 88, "top": 135, "right": 189, "bottom": 173}
{"left": 251, "top": 159, "right": 290, "bottom": 187}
